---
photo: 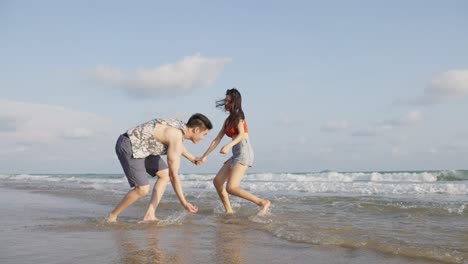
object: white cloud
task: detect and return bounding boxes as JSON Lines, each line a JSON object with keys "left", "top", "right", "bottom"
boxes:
{"left": 0, "top": 99, "right": 112, "bottom": 145}
{"left": 276, "top": 113, "right": 303, "bottom": 126}
{"left": 399, "top": 69, "right": 468, "bottom": 106}
{"left": 91, "top": 53, "right": 231, "bottom": 98}
{"left": 385, "top": 110, "right": 422, "bottom": 126}
{"left": 427, "top": 70, "right": 468, "bottom": 96}
{"left": 321, "top": 120, "right": 349, "bottom": 132}
{"left": 391, "top": 146, "right": 408, "bottom": 156}
{"left": 352, "top": 111, "right": 421, "bottom": 137}
{"left": 352, "top": 125, "right": 392, "bottom": 137}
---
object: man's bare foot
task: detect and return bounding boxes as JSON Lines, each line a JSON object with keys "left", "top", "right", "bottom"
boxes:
{"left": 257, "top": 200, "right": 271, "bottom": 216}
{"left": 105, "top": 213, "right": 117, "bottom": 223}
{"left": 225, "top": 210, "right": 234, "bottom": 216}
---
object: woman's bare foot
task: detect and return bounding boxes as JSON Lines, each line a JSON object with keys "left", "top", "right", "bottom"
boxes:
{"left": 257, "top": 200, "right": 271, "bottom": 216}
{"left": 138, "top": 218, "right": 159, "bottom": 224}
{"left": 105, "top": 213, "right": 117, "bottom": 223}
{"left": 225, "top": 210, "right": 234, "bottom": 216}
{"left": 142, "top": 213, "right": 159, "bottom": 223}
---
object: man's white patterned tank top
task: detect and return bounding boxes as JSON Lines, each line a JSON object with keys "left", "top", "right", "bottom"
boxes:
{"left": 126, "top": 118, "right": 187, "bottom": 158}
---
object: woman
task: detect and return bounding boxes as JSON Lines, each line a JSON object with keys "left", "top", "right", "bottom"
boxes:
{"left": 198, "top": 88, "right": 271, "bottom": 216}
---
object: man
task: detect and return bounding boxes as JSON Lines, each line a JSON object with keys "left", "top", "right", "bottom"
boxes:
{"left": 106, "top": 113, "right": 212, "bottom": 222}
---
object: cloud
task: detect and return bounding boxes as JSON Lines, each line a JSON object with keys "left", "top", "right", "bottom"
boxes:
{"left": 391, "top": 146, "right": 408, "bottom": 156}
{"left": 91, "top": 53, "right": 231, "bottom": 98}
{"left": 0, "top": 99, "right": 112, "bottom": 145}
{"left": 352, "top": 110, "right": 421, "bottom": 137}
{"left": 398, "top": 70, "right": 468, "bottom": 106}
{"left": 321, "top": 120, "right": 349, "bottom": 132}
{"left": 439, "top": 142, "right": 468, "bottom": 153}
{"left": 352, "top": 125, "right": 392, "bottom": 137}
{"left": 0, "top": 115, "right": 21, "bottom": 132}
{"left": 276, "top": 113, "right": 303, "bottom": 126}
{"left": 428, "top": 70, "right": 468, "bottom": 96}
{"left": 384, "top": 110, "right": 422, "bottom": 126}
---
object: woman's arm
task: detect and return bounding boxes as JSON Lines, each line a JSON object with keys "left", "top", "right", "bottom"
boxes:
{"left": 199, "top": 125, "right": 225, "bottom": 161}
{"left": 220, "top": 119, "right": 247, "bottom": 154}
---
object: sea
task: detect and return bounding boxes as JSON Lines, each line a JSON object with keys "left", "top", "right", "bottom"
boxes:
{"left": 1, "top": 170, "right": 467, "bottom": 263}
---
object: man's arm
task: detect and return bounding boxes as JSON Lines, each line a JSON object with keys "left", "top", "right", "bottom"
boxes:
{"left": 182, "top": 145, "right": 196, "bottom": 164}
{"left": 167, "top": 129, "right": 198, "bottom": 213}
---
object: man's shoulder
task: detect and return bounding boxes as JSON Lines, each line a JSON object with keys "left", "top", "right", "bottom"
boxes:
{"left": 164, "top": 126, "right": 184, "bottom": 141}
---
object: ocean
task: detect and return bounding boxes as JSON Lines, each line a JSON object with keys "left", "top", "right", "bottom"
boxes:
{"left": 1, "top": 170, "right": 467, "bottom": 263}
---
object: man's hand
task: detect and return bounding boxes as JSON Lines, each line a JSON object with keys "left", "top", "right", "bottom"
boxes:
{"left": 183, "top": 202, "right": 198, "bottom": 213}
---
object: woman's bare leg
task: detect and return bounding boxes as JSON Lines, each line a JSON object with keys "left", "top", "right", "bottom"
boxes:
{"left": 213, "top": 160, "right": 234, "bottom": 214}
{"left": 226, "top": 163, "right": 271, "bottom": 215}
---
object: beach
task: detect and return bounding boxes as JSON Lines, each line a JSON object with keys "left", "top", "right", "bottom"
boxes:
{"left": 0, "top": 171, "right": 466, "bottom": 263}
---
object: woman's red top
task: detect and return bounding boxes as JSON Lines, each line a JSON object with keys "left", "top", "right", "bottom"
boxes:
{"left": 224, "top": 118, "right": 248, "bottom": 138}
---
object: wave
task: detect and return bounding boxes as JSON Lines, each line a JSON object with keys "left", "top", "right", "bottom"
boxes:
{"left": 1, "top": 171, "right": 467, "bottom": 196}
{"left": 436, "top": 170, "right": 468, "bottom": 181}
{"left": 269, "top": 224, "right": 466, "bottom": 263}
{"left": 244, "top": 171, "right": 439, "bottom": 183}
{"left": 243, "top": 170, "right": 468, "bottom": 183}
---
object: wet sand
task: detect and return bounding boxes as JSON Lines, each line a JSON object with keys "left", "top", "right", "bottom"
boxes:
{"left": 0, "top": 187, "right": 443, "bottom": 264}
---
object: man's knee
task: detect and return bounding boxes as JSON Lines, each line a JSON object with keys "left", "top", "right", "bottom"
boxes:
{"left": 135, "top": 185, "right": 150, "bottom": 196}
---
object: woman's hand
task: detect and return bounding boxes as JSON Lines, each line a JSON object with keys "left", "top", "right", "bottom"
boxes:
{"left": 220, "top": 145, "right": 230, "bottom": 154}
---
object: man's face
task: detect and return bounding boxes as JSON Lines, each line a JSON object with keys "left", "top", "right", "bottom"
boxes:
{"left": 190, "top": 127, "right": 209, "bottom": 144}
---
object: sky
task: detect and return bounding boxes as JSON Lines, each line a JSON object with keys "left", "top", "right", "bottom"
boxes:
{"left": 1, "top": 0, "right": 467, "bottom": 174}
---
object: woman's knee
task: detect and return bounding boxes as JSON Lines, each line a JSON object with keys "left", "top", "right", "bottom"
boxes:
{"left": 156, "top": 169, "right": 170, "bottom": 182}
{"left": 213, "top": 177, "right": 224, "bottom": 190}
{"left": 226, "top": 185, "right": 239, "bottom": 195}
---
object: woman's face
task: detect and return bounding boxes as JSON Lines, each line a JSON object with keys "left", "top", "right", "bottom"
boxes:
{"left": 224, "top": 95, "right": 232, "bottom": 111}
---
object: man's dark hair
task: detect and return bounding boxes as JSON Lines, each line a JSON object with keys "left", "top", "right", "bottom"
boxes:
{"left": 186, "top": 113, "right": 213, "bottom": 130}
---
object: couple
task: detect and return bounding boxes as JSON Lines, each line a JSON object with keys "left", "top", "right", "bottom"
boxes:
{"left": 106, "top": 88, "right": 271, "bottom": 223}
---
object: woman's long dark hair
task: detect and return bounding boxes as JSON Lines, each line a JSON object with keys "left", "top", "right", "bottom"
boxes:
{"left": 216, "top": 88, "right": 245, "bottom": 124}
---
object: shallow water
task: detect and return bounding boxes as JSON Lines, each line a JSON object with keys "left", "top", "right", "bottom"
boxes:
{"left": 1, "top": 170, "right": 467, "bottom": 263}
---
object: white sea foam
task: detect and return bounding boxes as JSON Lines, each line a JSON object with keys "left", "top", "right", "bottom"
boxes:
{"left": 2, "top": 172, "right": 467, "bottom": 196}
{"left": 242, "top": 171, "right": 438, "bottom": 183}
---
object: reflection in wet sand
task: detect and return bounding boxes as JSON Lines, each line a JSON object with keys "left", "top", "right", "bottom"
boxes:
{"left": 214, "top": 219, "right": 248, "bottom": 264}
{"left": 112, "top": 226, "right": 185, "bottom": 264}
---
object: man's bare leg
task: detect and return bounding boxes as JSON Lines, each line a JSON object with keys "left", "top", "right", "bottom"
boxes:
{"left": 142, "top": 169, "right": 170, "bottom": 222}
{"left": 213, "top": 161, "right": 234, "bottom": 215}
{"left": 106, "top": 185, "right": 150, "bottom": 222}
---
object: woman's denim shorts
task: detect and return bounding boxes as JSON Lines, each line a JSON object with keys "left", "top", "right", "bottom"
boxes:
{"left": 227, "top": 138, "right": 254, "bottom": 168}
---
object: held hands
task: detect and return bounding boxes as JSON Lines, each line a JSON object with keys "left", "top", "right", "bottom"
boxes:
{"left": 183, "top": 202, "right": 198, "bottom": 213}
{"left": 193, "top": 156, "right": 207, "bottom": 165}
